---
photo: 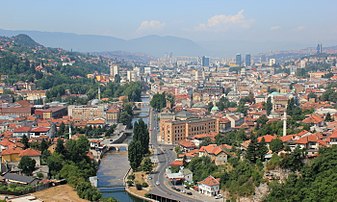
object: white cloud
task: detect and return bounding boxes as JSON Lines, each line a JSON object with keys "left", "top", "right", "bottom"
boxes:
{"left": 195, "top": 10, "right": 253, "bottom": 32}
{"left": 137, "top": 20, "right": 165, "bottom": 33}
{"left": 270, "top": 26, "right": 281, "bottom": 31}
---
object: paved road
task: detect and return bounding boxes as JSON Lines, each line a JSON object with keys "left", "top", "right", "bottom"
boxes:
{"left": 148, "top": 108, "right": 203, "bottom": 202}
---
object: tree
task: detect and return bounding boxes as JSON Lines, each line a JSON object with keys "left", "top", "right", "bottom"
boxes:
{"left": 325, "top": 112, "right": 333, "bottom": 122}
{"left": 281, "top": 146, "right": 305, "bottom": 171}
{"left": 133, "top": 119, "right": 149, "bottom": 155}
{"left": 128, "top": 140, "right": 143, "bottom": 170}
{"left": 40, "top": 139, "right": 49, "bottom": 152}
{"left": 200, "top": 137, "right": 212, "bottom": 147}
{"left": 270, "top": 138, "right": 284, "bottom": 153}
{"left": 58, "top": 122, "right": 66, "bottom": 136}
{"left": 55, "top": 139, "right": 65, "bottom": 155}
{"left": 265, "top": 97, "right": 272, "bottom": 116}
{"left": 257, "top": 138, "right": 269, "bottom": 161}
{"left": 18, "top": 156, "right": 36, "bottom": 175}
{"left": 21, "top": 134, "right": 29, "bottom": 149}
{"left": 47, "top": 153, "right": 64, "bottom": 176}
{"left": 150, "top": 92, "right": 166, "bottom": 112}
{"left": 246, "top": 136, "right": 258, "bottom": 163}
{"left": 119, "top": 111, "right": 132, "bottom": 129}
{"left": 142, "top": 157, "right": 153, "bottom": 173}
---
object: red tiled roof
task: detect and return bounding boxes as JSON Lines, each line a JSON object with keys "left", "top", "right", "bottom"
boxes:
{"left": 199, "top": 144, "right": 223, "bottom": 156}
{"left": 257, "top": 135, "right": 277, "bottom": 143}
{"left": 198, "top": 175, "right": 220, "bottom": 186}
{"left": 280, "top": 135, "right": 295, "bottom": 142}
{"left": 13, "top": 126, "right": 31, "bottom": 133}
{"left": 169, "top": 160, "right": 184, "bottom": 167}
{"left": 178, "top": 140, "right": 196, "bottom": 149}
{"left": 19, "top": 148, "right": 41, "bottom": 157}
{"left": 1, "top": 147, "right": 23, "bottom": 155}
{"left": 302, "top": 114, "right": 324, "bottom": 124}
{"left": 31, "top": 127, "right": 50, "bottom": 133}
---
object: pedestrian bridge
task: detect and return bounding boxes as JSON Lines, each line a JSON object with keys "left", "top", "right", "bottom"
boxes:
{"left": 108, "top": 143, "right": 128, "bottom": 151}
{"left": 133, "top": 101, "right": 150, "bottom": 108}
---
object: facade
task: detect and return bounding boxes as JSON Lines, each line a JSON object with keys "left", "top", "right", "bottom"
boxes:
{"left": 68, "top": 105, "right": 105, "bottom": 121}
{"left": 202, "top": 56, "right": 210, "bottom": 67}
{"left": 245, "top": 54, "right": 251, "bottom": 66}
{"left": 198, "top": 175, "right": 220, "bottom": 196}
{"left": 236, "top": 54, "right": 242, "bottom": 66}
{"left": 106, "top": 107, "right": 120, "bottom": 123}
{"left": 160, "top": 117, "right": 219, "bottom": 144}
{"left": 110, "top": 64, "right": 119, "bottom": 77}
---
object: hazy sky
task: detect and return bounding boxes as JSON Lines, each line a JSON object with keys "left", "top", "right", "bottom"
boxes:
{"left": 1, "top": 0, "right": 337, "bottom": 49}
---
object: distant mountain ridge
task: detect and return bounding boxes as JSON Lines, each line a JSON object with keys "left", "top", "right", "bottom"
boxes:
{"left": 0, "top": 28, "right": 204, "bottom": 56}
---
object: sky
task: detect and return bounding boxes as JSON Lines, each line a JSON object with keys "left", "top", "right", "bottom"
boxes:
{"left": 1, "top": 0, "right": 337, "bottom": 53}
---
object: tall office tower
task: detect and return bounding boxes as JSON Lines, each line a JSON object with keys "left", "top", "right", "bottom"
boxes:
{"left": 236, "top": 54, "right": 242, "bottom": 66}
{"left": 245, "top": 54, "right": 251, "bottom": 66}
{"left": 110, "top": 64, "right": 119, "bottom": 77}
{"left": 316, "top": 44, "right": 323, "bottom": 55}
{"left": 202, "top": 56, "right": 210, "bottom": 67}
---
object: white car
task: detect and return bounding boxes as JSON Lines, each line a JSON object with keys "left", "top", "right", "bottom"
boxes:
{"left": 155, "top": 181, "right": 160, "bottom": 186}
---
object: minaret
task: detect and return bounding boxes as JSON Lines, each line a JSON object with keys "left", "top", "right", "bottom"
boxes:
{"left": 283, "top": 111, "right": 287, "bottom": 136}
{"left": 98, "top": 86, "right": 101, "bottom": 100}
{"left": 69, "top": 124, "right": 72, "bottom": 140}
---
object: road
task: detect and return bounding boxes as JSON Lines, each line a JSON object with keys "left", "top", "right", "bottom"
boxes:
{"left": 148, "top": 107, "right": 203, "bottom": 202}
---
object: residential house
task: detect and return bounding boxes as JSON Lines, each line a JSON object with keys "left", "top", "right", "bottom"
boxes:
{"left": 19, "top": 148, "right": 42, "bottom": 167}
{"left": 3, "top": 173, "right": 39, "bottom": 185}
{"left": 1, "top": 147, "right": 23, "bottom": 163}
{"left": 13, "top": 126, "right": 31, "bottom": 138}
{"left": 178, "top": 140, "right": 196, "bottom": 152}
{"left": 30, "top": 127, "right": 52, "bottom": 138}
{"left": 199, "top": 144, "right": 231, "bottom": 165}
{"left": 198, "top": 175, "right": 220, "bottom": 196}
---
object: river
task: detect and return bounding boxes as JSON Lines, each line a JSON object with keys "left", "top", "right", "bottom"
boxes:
{"left": 97, "top": 96, "right": 150, "bottom": 202}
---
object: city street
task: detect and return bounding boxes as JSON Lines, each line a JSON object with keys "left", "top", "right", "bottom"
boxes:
{"left": 148, "top": 107, "right": 204, "bottom": 202}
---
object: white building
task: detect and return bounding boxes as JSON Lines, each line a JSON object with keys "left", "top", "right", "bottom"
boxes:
{"left": 110, "top": 64, "right": 119, "bottom": 77}
{"left": 144, "top": 66, "right": 152, "bottom": 75}
{"left": 198, "top": 175, "right": 220, "bottom": 196}
{"left": 269, "top": 58, "right": 276, "bottom": 66}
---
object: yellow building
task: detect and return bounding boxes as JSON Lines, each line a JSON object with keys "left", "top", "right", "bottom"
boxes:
{"left": 1, "top": 148, "right": 22, "bottom": 163}
{"left": 160, "top": 117, "right": 219, "bottom": 144}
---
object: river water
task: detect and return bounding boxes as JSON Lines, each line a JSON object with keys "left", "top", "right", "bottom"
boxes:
{"left": 97, "top": 96, "right": 149, "bottom": 202}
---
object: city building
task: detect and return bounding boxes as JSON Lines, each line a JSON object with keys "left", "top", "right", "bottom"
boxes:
{"left": 198, "top": 175, "right": 220, "bottom": 196}
{"left": 110, "top": 64, "right": 119, "bottom": 77}
{"left": 68, "top": 105, "right": 105, "bottom": 121}
{"left": 160, "top": 111, "right": 219, "bottom": 144}
{"left": 245, "top": 54, "right": 251, "bottom": 66}
{"left": 269, "top": 58, "right": 276, "bottom": 66}
{"left": 236, "top": 54, "right": 242, "bottom": 66}
{"left": 202, "top": 56, "right": 210, "bottom": 67}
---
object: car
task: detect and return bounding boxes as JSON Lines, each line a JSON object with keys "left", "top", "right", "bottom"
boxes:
{"left": 155, "top": 181, "right": 160, "bottom": 186}
{"left": 175, "top": 188, "right": 181, "bottom": 192}
{"left": 215, "top": 195, "right": 222, "bottom": 199}
{"left": 148, "top": 176, "right": 152, "bottom": 180}
{"left": 186, "top": 192, "right": 192, "bottom": 195}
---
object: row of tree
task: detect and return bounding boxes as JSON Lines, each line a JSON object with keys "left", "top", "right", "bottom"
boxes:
{"left": 128, "top": 119, "right": 150, "bottom": 170}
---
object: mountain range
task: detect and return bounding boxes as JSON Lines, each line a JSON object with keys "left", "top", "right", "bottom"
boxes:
{"left": 0, "top": 28, "right": 204, "bottom": 57}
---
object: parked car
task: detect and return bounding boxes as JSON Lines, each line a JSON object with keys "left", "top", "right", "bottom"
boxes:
{"left": 186, "top": 192, "right": 192, "bottom": 195}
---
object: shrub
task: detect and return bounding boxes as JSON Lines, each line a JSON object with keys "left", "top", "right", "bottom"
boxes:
{"left": 142, "top": 182, "right": 148, "bottom": 188}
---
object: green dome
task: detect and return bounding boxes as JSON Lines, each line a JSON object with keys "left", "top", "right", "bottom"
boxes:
{"left": 211, "top": 105, "right": 219, "bottom": 111}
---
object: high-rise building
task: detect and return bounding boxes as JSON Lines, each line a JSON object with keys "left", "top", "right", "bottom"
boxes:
{"left": 110, "top": 64, "right": 119, "bottom": 77}
{"left": 236, "top": 54, "right": 242, "bottom": 66}
{"left": 269, "top": 58, "right": 276, "bottom": 66}
{"left": 201, "top": 56, "right": 210, "bottom": 67}
{"left": 245, "top": 54, "right": 251, "bottom": 66}
{"left": 316, "top": 44, "right": 323, "bottom": 55}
